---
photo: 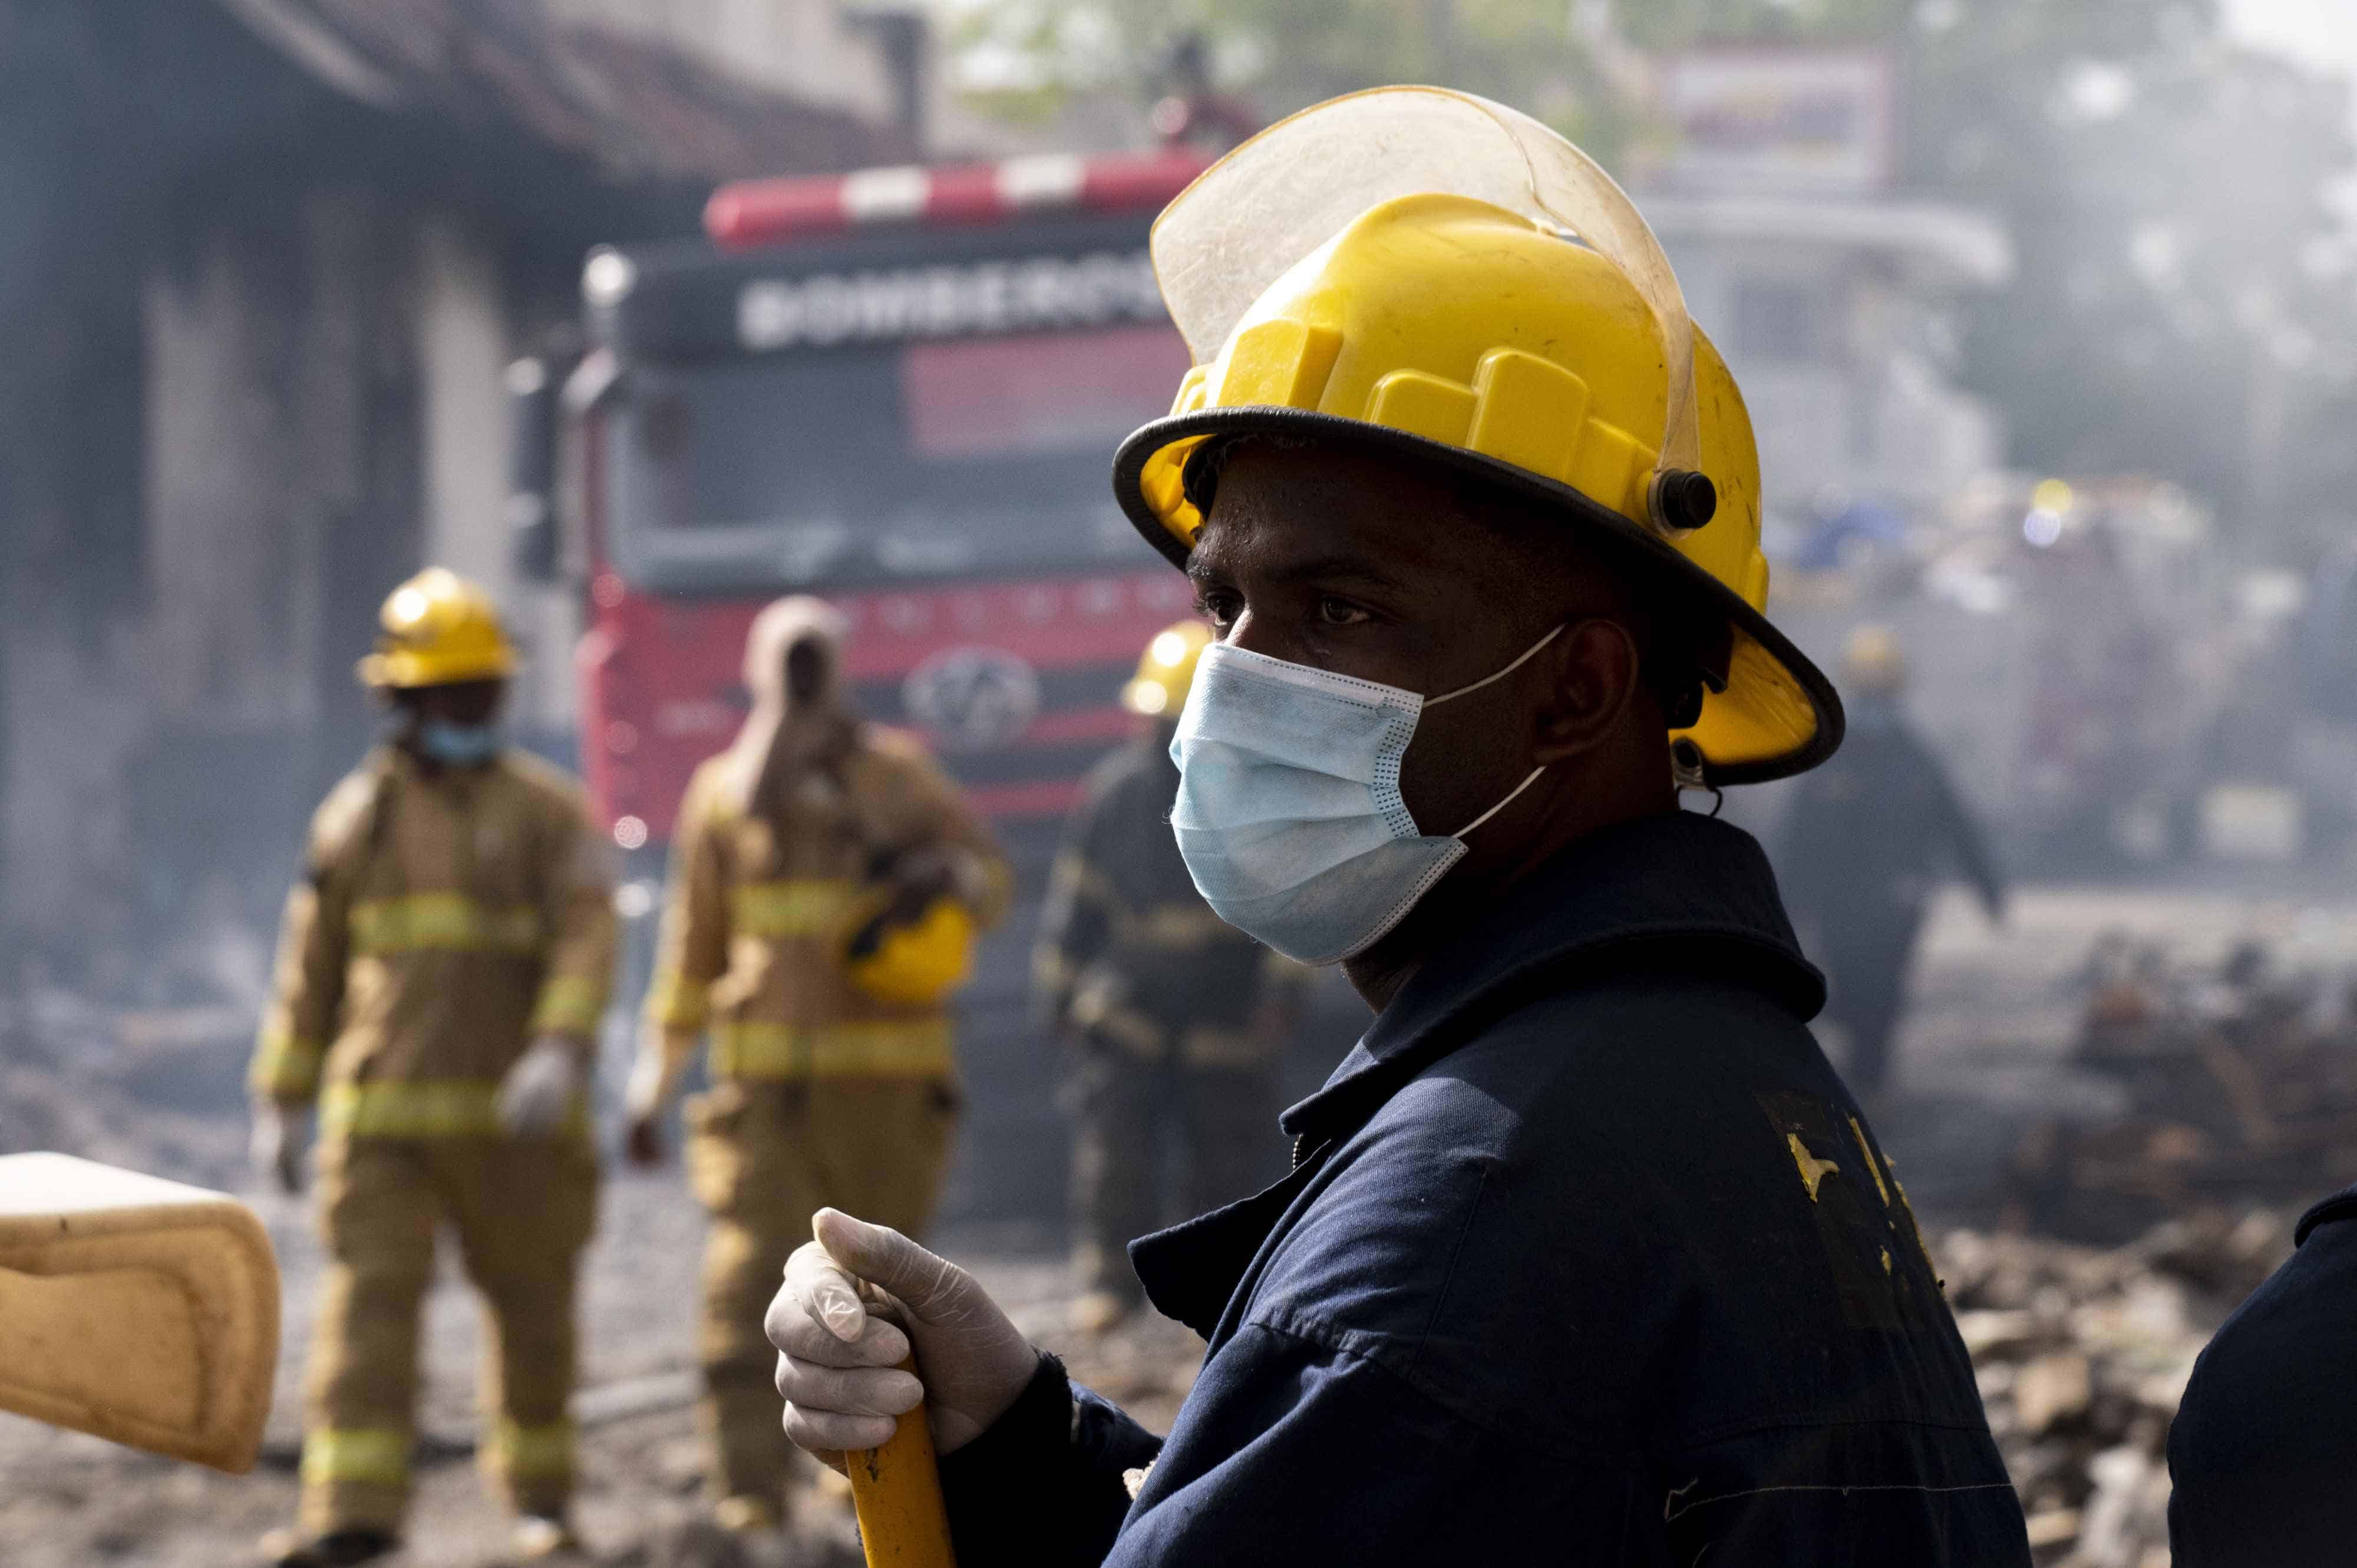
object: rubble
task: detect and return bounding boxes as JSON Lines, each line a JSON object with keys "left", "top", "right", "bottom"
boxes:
{"left": 1937, "top": 1206, "right": 2293, "bottom": 1567}
{"left": 2010, "top": 933, "right": 2357, "bottom": 1239}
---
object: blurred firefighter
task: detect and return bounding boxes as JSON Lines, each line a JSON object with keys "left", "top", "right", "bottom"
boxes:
{"left": 621, "top": 595, "right": 1011, "bottom": 1535}
{"left": 249, "top": 569, "right": 616, "bottom": 1568}
{"left": 1776, "top": 625, "right": 2005, "bottom": 1097}
{"left": 1035, "top": 620, "right": 1309, "bottom": 1333}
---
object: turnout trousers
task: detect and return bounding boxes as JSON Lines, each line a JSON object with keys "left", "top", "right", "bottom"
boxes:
{"left": 684, "top": 1077, "right": 956, "bottom": 1512}
{"left": 299, "top": 1134, "right": 599, "bottom": 1535}
{"left": 1818, "top": 899, "right": 1929, "bottom": 1097}
{"left": 1068, "top": 1048, "right": 1280, "bottom": 1303}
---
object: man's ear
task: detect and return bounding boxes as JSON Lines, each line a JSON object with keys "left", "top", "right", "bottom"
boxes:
{"left": 1528, "top": 618, "right": 1644, "bottom": 765}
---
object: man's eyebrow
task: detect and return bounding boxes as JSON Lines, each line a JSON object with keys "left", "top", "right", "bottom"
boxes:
{"left": 1188, "top": 552, "right": 1411, "bottom": 592}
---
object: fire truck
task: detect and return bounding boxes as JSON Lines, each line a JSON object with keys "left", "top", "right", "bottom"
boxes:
{"left": 508, "top": 148, "right": 1217, "bottom": 1218}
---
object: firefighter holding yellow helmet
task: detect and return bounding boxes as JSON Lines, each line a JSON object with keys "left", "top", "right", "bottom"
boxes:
{"left": 251, "top": 568, "right": 616, "bottom": 1567}
{"left": 1034, "top": 620, "right": 1310, "bottom": 1333}
{"left": 622, "top": 594, "right": 1010, "bottom": 1536}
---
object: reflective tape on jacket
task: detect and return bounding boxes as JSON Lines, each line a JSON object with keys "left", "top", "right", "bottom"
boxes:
{"left": 300, "top": 1427, "right": 411, "bottom": 1488}
{"left": 643, "top": 970, "right": 709, "bottom": 1032}
{"left": 250, "top": 1028, "right": 325, "bottom": 1098}
{"left": 528, "top": 973, "right": 607, "bottom": 1035}
{"left": 349, "top": 893, "right": 542, "bottom": 956}
{"left": 1178, "top": 1024, "right": 1277, "bottom": 1069}
{"left": 710, "top": 1018, "right": 954, "bottom": 1080}
{"left": 319, "top": 1080, "right": 591, "bottom": 1140}
{"left": 727, "top": 878, "right": 859, "bottom": 938}
{"left": 1123, "top": 903, "right": 1238, "bottom": 950}
{"left": 488, "top": 1417, "right": 576, "bottom": 1480}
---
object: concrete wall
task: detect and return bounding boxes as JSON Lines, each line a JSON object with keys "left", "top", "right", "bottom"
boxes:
{"left": 414, "top": 217, "right": 579, "bottom": 737}
{"left": 0, "top": 190, "right": 455, "bottom": 948}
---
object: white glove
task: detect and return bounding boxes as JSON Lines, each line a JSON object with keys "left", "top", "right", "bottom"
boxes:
{"left": 250, "top": 1101, "right": 310, "bottom": 1195}
{"left": 496, "top": 1036, "right": 583, "bottom": 1137}
{"left": 767, "top": 1209, "right": 1041, "bottom": 1462}
{"left": 622, "top": 1041, "right": 675, "bottom": 1125}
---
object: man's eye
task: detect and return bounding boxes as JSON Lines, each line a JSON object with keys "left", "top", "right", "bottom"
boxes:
{"left": 1316, "top": 597, "right": 1372, "bottom": 627}
{"left": 1196, "top": 589, "right": 1242, "bottom": 628}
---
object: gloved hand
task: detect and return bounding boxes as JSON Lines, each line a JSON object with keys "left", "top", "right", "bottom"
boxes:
{"left": 767, "top": 1208, "right": 1041, "bottom": 1464}
{"left": 250, "top": 1101, "right": 310, "bottom": 1195}
{"left": 496, "top": 1036, "right": 582, "bottom": 1137}
{"left": 880, "top": 847, "right": 959, "bottom": 930}
{"left": 620, "top": 1046, "right": 671, "bottom": 1167}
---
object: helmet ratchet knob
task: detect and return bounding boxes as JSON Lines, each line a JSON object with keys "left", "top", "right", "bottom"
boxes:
{"left": 1650, "top": 470, "right": 1718, "bottom": 533}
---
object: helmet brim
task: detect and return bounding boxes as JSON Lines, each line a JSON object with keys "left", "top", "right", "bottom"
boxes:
{"left": 1111, "top": 405, "right": 1843, "bottom": 786}
{"left": 355, "top": 651, "right": 522, "bottom": 690}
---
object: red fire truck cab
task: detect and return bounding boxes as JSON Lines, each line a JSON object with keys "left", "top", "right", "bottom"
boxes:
{"left": 510, "top": 149, "right": 1214, "bottom": 1219}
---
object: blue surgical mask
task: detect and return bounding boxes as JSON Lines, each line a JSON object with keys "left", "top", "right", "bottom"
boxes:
{"left": 1168, "top": 626, "right": 1562, "bottom": 965}
{"left": 415, "top": 719, "right": 502, "bottom": 768}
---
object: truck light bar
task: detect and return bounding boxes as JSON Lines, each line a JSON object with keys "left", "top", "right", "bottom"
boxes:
{"left": 704, "top": 148, "right": 1213, "bottom": 251}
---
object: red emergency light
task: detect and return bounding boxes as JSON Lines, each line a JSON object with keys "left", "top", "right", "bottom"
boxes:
{"left": 704, "top": 148, "right": 1213, "bottom": 252}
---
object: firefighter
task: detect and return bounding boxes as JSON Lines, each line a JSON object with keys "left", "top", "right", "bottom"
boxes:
{"left": 1036, "top": 620, "right": 1309, "bottom": 1333}
{"left": 1775, "top": 625, "right": 2005, "bottom": 1098}
{"left": 2168, "top": 1180, "right": 2357, "bottom": 1564}
{"left": 250, "top": 568, "right": 616, "bottom": 1567}
{"left": 621, "top": 595, "right": 1011, "bottom": 1536}
{"left": 764, "top": 90, "right": 2031, "bottom": 1566}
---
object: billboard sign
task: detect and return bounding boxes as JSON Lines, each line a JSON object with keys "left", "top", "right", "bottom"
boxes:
{"left": 1659, "top": 50, "right": 1896, "bottom": 196}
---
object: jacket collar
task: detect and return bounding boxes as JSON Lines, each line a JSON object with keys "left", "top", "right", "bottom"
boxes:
{"left": 2296, "top": 1183, "right": 2357, "bottom": 1246}
{"left": 1278, "top": 811, "right": 1824, "bottom": 1147}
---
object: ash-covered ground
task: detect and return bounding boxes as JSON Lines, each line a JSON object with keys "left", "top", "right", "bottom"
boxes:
{"left": 10, "top": 882, "right": 2357, "bottom": 1566}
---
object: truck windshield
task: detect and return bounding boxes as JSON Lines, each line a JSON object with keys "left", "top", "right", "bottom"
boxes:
{"left": 606, "top": 323, "right": 1194, "bottom": 593}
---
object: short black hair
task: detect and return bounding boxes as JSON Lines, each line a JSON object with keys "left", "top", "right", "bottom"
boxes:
{"left": 1181, "top": 433, "right": 1727, "bottom": 728}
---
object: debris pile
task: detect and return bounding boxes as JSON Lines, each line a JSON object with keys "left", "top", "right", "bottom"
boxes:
{"left": 2012, "top": 934, "right": 2357, "bottom": 1239}
{"left": 1939, "top": 1207, "right": 2292, "bottom": 1567}
{"left": 0, "top": 985, "right": 252, "bottom": 1185}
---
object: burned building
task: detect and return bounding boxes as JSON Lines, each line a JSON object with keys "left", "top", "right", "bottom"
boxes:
{"left": 0, "top": 0, "right": 920, "bottom": 982}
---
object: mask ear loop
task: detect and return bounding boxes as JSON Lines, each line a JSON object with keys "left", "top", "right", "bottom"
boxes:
{"left": 1430, "top": 620, "right": 1574, "bottom": 838}
{"left": 1422, "top": 622, "right": 1569, "bottom": 707}
{"left": 1451, "top": 765, "right": 1547, "bottom": 839}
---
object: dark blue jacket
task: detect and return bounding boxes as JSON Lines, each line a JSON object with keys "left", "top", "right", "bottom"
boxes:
{"left": 942, "top": 813, "right": 2029, "bottom": 1564}
{"left": 2169, "top": 1184, "right": 2357, "bottom": 1566}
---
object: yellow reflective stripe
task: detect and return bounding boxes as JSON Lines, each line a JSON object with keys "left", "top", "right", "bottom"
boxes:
{"left": 528, "top": 973, "right": 607, "bottom": 1035}
{"left": 489, "top": 1417, "right": 575, "bottom": 1479}
{"left": 643, "top": 970, "right": 709, "bottom": 1031}
{"left": 1051, "top": 854, "right": 1115, "bottom": 910}
{"left": 249, "top": 1028, "right": 325, "bottom": 1098}
{"left": 728, "top": 879, "right": 857, "bottom": 938}
{"left": 321, "top": 1081, "right": 593, "bottom": 1140}
{"left": 301, "top": 1427, "right": 410, "bottom": 1487}
{"left": 1178, "top": 1024, "right": 1272, "bottom": 1068}
{"left": 322, "top": 1081, "right": 501, "bottom": 1139}
{"left": 1031, "top": 945, "right": 1075, "bottom": 995}
{"left": 1123, "top": 905, "right": 1235, "bottom": 949}
{"left": 349, "top": 893, "right": 542, "bottom": 956}
{"left": 711, "top": 1019, "right": 953, "bottom": 1080}
{"left": 1097, "top": 1006, "right": 1167, "bottom": 1057}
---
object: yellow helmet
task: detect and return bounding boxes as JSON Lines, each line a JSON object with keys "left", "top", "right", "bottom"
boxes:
{"left": 844, "top": 897, "right": 977, "bottom": 1008}
{"left": 1111, "top": 88, "right": 1840, "bottom": 784}
{"left": 1122, "top": 620, "right": 1215, "bottom": 717}
{"left": 1844, "top": 625, "right": 1907, "bottom": 694}
{"left": 356, "top": 568, "right": 519, "bottom": 689}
